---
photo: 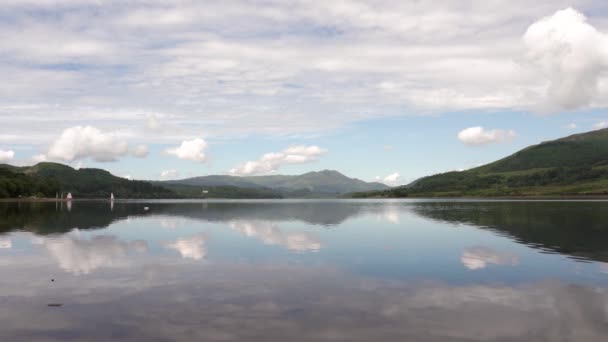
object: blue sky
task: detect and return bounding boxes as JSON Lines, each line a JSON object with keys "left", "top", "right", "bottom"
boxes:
{"left": 1, "top": 1, "right": 607, "bottom": 185}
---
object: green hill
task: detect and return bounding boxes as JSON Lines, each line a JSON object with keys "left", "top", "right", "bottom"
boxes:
{"left": 0, "top": 162, "right": 175, "bottom": 199}
{"left": 159, "top": 170, "right": 388, "bottom": 197}
{"left": 352, "top": 129, "right": 608, "bottom": 198}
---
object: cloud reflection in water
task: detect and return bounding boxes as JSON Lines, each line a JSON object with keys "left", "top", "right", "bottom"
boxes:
{"left": 230, "top": 220, "right": 321, "bottom": 252}
{"left": 165, "top": 234, "right": 208, "bottom": 260}
{"left": 35, "top": 234, "right": 148, "bottom": 275}
{"left": 461, "top": 246, "right": 519, "bottom": 270}
{"left": 0, "top": 237, "right": 11, "bottom": 249}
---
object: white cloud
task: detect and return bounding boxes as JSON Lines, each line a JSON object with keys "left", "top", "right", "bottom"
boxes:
{"left": 123, "top": 174, "right": 132, "bottom": 180}
{"left": 523, "top": 8, "right": 608, "bottom": 111}
{"left": 160, "top": 169, "right": 179, "bottom": 179}
{"left": 0, "top": 149, "right": 15, "bottom": 162}
{"left": 376, "top": 172, "right": 401, "bottom": 185}
{"left": 566, "top": 123, "right": 577, "bottom": 129}
{"left": 384, "top": 172, "right": 400, "bottom": 184}
{"left": 458, "top": 126, "right": 516, "bottom": 146}
{"left": 593, "top": 121, "right": 608, "bottom": 130}
{"left": 165, "top": 234, "right": 208, "bottom": 260}
{"left": 31, "top": 154, "right": 47, "bottom": 163}
{"left": 46, "top": 125, "right": 129, "bottom": 162}
{"left": 3, "top": 2, "right": 605, "bottom": 148}
{"left": 461, "top": 246, "right": 519, "bottom": 270}
{"left": 165, "top": 138, "right": 207, "bottom": 162}
{"left": 131, "top": 144, "right": 149, "bottom": 158}
{"left": 145, "top": 115, "right": 162, "bottom": 132}
{"left": 230, "top": 145, "right": 327, "bottom": 176}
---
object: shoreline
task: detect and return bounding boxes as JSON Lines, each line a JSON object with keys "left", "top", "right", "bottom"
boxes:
{"left": 0, "top": 198, "right": 112, "bottom": 202}
{"left": 3, "top": 195, "right": 608, "bottom": 202}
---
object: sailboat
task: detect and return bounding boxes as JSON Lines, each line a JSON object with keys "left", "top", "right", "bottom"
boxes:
{"left": 66, "top": 192, "right": 72, "bottom": 201}
{"left": 110, "top": 192, "right": 115, "bottom": 201}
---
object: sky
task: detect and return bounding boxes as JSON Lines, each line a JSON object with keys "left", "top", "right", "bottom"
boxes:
{"left": 1, "top": 0, "right": 608, "bottom": 185}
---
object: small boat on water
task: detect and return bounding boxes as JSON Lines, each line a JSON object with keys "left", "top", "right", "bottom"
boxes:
{"left": 66, "top": 192, "right": 72, "bottom": 201}
{"left": 110, "top": 192, "right": 115, "bottom": 201}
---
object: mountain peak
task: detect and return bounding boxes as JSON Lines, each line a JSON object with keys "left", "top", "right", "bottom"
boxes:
{"left": 308, "top": 169, "right": 345, "bottom": 177}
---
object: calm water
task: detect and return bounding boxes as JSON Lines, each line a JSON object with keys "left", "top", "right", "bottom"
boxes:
{"left": 1, "top": 200, "right": 608, "bottom": 341}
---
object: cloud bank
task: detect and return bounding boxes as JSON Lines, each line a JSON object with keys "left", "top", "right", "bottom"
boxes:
{"left": 2, "top": 3, "right": 607, "bottom": 147}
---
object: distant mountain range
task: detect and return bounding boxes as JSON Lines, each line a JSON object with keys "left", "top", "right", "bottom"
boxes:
{"left": 0, "top": 163, "right": 388, "bottom": 199}
{"left": 155, "top": 170, "right": 389, "bottom": 198}
{"left": 353, "top": 128, "right": 608, "bottom": 197}
{"left": 6, "top": 128, "right": 608, "bottom": 199}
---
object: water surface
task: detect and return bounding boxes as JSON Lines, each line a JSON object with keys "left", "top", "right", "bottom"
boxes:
{"left": 1, "top": 200, "right": 607, "bottom": 341}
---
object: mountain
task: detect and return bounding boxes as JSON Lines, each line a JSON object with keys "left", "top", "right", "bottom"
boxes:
{"left": 158, "top": 170, "right": 389, "bottom": 197}
{"left": 0, "top": 162, "right": 175, "bottom": 199}
{"left": 352, "top": 128, "right": 608, "bottom": 198}
{"left": 0, "top": 163, "right": 386, "bottom": 199}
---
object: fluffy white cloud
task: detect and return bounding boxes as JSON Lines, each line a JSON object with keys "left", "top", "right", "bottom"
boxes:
{"left": 375, "top": 172, "right": 401, "bottom": 186}
{"left": 384, "top": 172, "right": 400, "bottom": 184}
{"left": 461, "top": 246, "right": 519, "bottom": 270}
{"left": 567, "top": 123, "right": 577, "bottom": 129}
{"left": 46, "top": 126, "right": 129, "bottom": 162}
{"left": 160, "top": 169, "right": 179, "bottom": 179}
{"left": 458, "top": 126, "right": 516, "bottom": 146}
{"left": 165, "top": 234, "right": 208, "bottom": 260}
{"left": 523, "top": 8, "right": 608, "bottom": 111}
{"left": 131, "top": 144, "right": 149, "bottom": 158}
{"left": 0, "top": 149, "right": 14, "bottom": 162}
{"left": 165, "top": 138, "right": 207, "bottom": 162}
{"left": 230, "top": 145, "right": 327, "bottom": 176}
{"left": 593, "top": 121, "right": 608, "bottom": 130}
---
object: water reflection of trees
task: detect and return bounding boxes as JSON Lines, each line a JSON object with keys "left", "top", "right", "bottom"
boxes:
{"left": 4, "top": 200, "right": 608, "bottom": 263}
{"left": 0, "top": 201, "right": 366, "bottom": 235}
{"left": 412, "top": 201, "right": 608, "bottom": 262}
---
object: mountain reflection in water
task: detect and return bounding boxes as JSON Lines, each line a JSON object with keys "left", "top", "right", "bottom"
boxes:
{"left": 0, "top": 200, "right": 607, "bottom": 341}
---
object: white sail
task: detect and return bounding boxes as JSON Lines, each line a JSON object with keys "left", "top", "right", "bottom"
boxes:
{"left": 66, "top": 192, "right": 72, "bottom": 200}
{"left": 110, "top": 192, "right": 115, "bottom": 201}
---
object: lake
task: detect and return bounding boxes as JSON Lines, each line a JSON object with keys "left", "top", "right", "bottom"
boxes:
{"left": 1, "top": 199, "right": 607, "bottom": 341}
